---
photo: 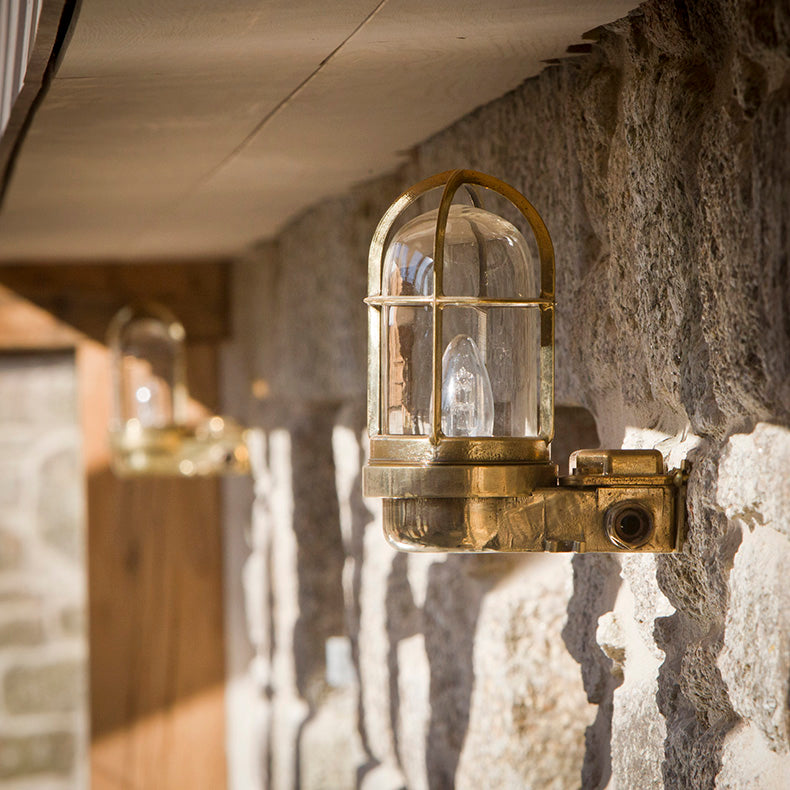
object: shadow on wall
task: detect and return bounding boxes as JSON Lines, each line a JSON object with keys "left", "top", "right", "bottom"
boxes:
{"left": 252, "top": 398, "right": 601, "bottom": 789}
{"left": 384, "top": 553, "right": 488, "bottom": 789}
{"left": 289, "top": 405, "right": 347, "bottom": 699}
{"left": 423, "top": 557, "right": 489, "bottom": 788}
{"left": 373, "top": 404, "right": 601, "bottom": 787}
{"left": 552, "top": 405, "right": 631, "bottom": 789}
{"left": 288, "top": 404, "right": 347, "bottom": 788}
{"left": 558, "top": 415, "right": 741, "bottom": 790}
{"left": 654, "top": 439, "right": 742, "bottom": 788}
{"left": 562, "top": 554, "right": 622, "bottom": 789}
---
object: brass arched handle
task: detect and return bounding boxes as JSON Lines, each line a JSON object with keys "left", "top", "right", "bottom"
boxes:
{"left": 367, "top": 169, "right": 554, "bottom": 300}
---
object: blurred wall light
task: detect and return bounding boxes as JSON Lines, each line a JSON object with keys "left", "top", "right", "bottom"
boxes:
{"left": 107, "top": 303, "right": 249, "bottom": 477}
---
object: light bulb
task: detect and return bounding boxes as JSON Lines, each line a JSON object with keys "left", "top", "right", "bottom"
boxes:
{"left": 441, "top": 335, "right": 494, "bottom": 436}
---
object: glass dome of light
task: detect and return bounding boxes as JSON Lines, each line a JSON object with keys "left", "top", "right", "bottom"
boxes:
{"left": 380, "top": 203, "right": 540, "bottom": 438}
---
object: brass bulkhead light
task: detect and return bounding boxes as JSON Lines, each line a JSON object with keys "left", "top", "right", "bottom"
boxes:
{"left": 107, "top": 302, "right": 250, "bottom": 477}
{"left": 363, "top": 169, "right": 688, "bottom": 553}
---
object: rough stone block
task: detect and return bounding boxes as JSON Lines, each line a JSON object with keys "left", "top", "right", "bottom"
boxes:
{"left": 716, "top": 722, "right": 790, "bottom": 789}
{"left": 0, "top": 731, "right": 75, "bottom": 779}
{"left": 59, "top": 606, "right": 85, "bottom": 639}
{"left": 37, "top": 445, "right": 84, "bottom": 562}
{"left": 716, "top": 423, "right": 790, "bottom": 540}
{"left": 456, "top": 558, "right": 593, "bottom": 790}
{"left": 4, "top": 661, "right": 85, "bottom": 715}
{"left": 0, "top": 459, "right": 24, "bottom": 508}
{"left": 719, "top": 526, "right": 790, "bottom": 751}
{"left": 0, "top": 528, "right": 23, "bottom": 571}
{"left": 0, "top": 354, "right": 76, "bottom": 428}
{"left": 0, "top": 617, "right": 44, "bottom": 647}
{"left": 299, "top": 688, "right": 360, "bottom": 790}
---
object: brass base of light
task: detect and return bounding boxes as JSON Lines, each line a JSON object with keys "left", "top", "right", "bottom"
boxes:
{"left": 110, "top": 420, "right": 250, "bottom": 477}
{"left": 365, "top": 449, "right": 689, "bottom": 554}
{"left": 368, "top": 435, "right": 551, "bottom": 464}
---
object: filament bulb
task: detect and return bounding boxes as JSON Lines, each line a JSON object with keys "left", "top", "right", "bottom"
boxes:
{"left": 441, "top": 335, "right": 494, "bottom": 436}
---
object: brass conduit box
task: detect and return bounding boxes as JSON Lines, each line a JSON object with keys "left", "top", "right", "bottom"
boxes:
{"left": 366, "top": 449, "right": 688, "bottom": 552}
{"left": 363, "top": 170, "right": 689, "bottom": 553}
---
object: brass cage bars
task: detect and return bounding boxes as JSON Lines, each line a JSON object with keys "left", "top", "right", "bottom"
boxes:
{"left": 365, "top": 169, "right": 555, "bottom": 464}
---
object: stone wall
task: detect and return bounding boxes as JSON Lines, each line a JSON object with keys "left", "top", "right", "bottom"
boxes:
{"left": 223, "top": 0, "right": 790, "bottom": 787}
{"left": 0, "top": 352, "right": 88, "bottom": 790}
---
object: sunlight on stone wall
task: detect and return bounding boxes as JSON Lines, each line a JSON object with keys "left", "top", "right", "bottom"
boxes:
{"left": 222, "top": 1, "right": 790, "bottom": 787}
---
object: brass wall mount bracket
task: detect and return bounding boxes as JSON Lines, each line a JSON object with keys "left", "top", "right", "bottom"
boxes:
{"left": 363, "top": 449, "right": 689, "bottom": 553}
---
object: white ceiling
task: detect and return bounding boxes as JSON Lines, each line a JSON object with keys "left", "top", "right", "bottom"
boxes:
{"left": 0, "top": 0, "right": 635, "bottom": 262}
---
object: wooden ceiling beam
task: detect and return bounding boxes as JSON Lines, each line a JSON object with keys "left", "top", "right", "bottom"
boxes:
{"left": 0, "top": 261, "right": 230, "bottom": 347}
